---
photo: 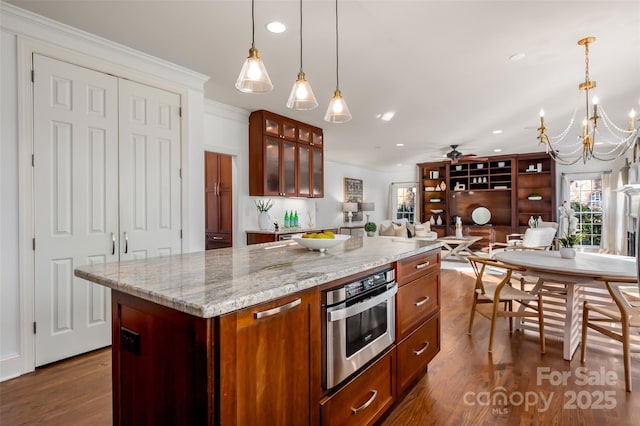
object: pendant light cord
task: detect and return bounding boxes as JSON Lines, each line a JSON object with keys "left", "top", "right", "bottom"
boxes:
{"left": 299, "top": 0, "right": 303, "bottom": 72}
{"left": 251, "top": 0, "right": 255, "bottom": 48}
{"left": 335, "top": 0, "right": 339, "bottom": 90}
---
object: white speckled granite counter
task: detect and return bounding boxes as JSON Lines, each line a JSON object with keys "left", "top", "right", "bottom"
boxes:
{"left": 74, "top": 237, "right": 441, "bottom": 318}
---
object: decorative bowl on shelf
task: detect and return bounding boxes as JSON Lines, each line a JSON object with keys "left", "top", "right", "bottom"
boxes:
{"left": 430, "top": 209, "right": 443, "bottom": 214}
{"left": 292, "top": 234, "right": 350, "bottom": 252}
{"left": 527, "top": 195, "right": 542, "bottom": 200}
{"left": 425, "top": 186, "right": 435, "bottom": 191}
{"left": 429, "top": 198, "right": 441, "bottom": 203}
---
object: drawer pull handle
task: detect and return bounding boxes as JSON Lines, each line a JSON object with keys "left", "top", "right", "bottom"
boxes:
{"left": 415, "top": 296, "right": 430, "bottom": 307}
{"left": 254, "top": 298, "right": 301, "bottom": 319}
{"left": 351, "top": 389, "right": 378, "bottom": 414}
{"left": 415, "top": 261, "right": 430, "bottom": 269}
{"left": 212, "top": 236, "right": 223, "bottom": 240}
{"left": 413, "top": 341, "right": 430, "bottom": 356}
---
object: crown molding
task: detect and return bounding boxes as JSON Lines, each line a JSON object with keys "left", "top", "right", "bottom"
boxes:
{"left": 0, "top": 1, "right": 209, "bottom": 90}
{"left": 204, "top": 99, "right": 250, "bottom": 123}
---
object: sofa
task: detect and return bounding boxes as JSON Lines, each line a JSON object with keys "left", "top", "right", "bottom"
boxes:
{"left": 375, "top": 218, "right": 438, "bottom": 241}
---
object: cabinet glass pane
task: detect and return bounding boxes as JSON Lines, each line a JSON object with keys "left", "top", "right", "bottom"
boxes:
{"left": 299, "top": 128, "right": 310, "bottom": 143}
{"left": 312, "top": 130, "right": 323, "bottom": 146}
{"left": 298, "top": 146, "right": 310, "bottom": 196}
{"left": 312, "top": 148, "right": 323, "bottom": 196}
{"left": 283, "top": 122, "right": 296, "bottom": 140}
{"left": 266, "top": 138, "right": 280, "bottom": 194}
{"left": 265, "top": 118, "right": 279, "bottom": 135}
{"left": 283, "top": 142, "right": 296, "bottom": 194}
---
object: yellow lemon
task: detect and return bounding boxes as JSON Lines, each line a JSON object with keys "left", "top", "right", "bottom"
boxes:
{"left": 323, "top": 231, "right": 335, "bottom": 239}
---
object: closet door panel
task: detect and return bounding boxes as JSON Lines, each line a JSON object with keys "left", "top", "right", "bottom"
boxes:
{"left": 33, "top": 54, "right": 117, "bottom": 366}
{"left": 119, "top": 80, "right": 182, "bottom": 260}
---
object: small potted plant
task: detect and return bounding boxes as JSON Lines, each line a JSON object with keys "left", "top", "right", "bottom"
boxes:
{"left": 254, "top": 199, "right": 273, "bottom": 231}
{"left": 364, "top": 221, "right": 377, "bottom": 237}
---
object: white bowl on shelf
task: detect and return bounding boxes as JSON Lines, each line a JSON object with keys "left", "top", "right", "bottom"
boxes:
{"left": 292, "top": 234, "right": 350, "bottom": 252}
{"left": 430, "top": 209, "right": 443, "bottom": 214}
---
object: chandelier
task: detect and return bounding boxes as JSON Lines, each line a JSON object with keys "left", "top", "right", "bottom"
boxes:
{"left": 537, "top": 37, "right": 638, "bottom": 165}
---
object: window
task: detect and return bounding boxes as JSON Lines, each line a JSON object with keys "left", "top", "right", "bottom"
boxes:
{"left": 568, "top": 178, "right": 603, "bottom": 247}
{"left": 392, "top": 185, "right": 416, "bottom": 223}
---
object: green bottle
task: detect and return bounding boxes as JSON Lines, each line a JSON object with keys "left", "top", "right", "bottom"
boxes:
{"left": 294, "top": 210, "right": 299, "bottom": 227}
{"left": 284, "top": 211, "right": 290, "bottom": 228}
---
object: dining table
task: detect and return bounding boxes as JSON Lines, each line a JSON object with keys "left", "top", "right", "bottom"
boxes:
{"left": 494, "top": 250, "right": 636, "bottom": 360}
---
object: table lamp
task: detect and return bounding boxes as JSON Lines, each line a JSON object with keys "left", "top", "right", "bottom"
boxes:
{"left": 343, "top": 202, "right": 358, "bottom": 226}
{"left": 360, "top": 202, "right": 375, "bottom": 223}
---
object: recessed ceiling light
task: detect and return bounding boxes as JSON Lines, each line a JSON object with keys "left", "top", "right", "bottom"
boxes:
{"left": 380, "top": 112, "right": 395, "bottom": 122}
{"left": 493, "top": 148, "right": 503, "bottom": 153}
{"left": 396, "top": 163, "right": 403, "bottom": 166}
{"left": 396, "top": 143, "right": 404, "bottom": 147}
{"left": 492, "top": 130, "right": 503, "bottom": 134}
{"left": 509, "top": 52, "right": 526, "bottom": 61}
{"left": 266, "top": 21, "right": 286, "bottom": 33}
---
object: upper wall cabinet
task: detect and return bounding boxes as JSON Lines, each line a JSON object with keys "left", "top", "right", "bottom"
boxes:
{"left": 249, "top": 110, "right": 324, "bottom": 198}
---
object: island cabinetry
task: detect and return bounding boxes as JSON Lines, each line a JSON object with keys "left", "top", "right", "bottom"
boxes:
{"left": 249, "top": 110, "right": 324, "bottom": 198}
{"left": 395, "top": 250, "right": 441, "bottom": 395}
{"left": 111, "top": 291, "right": 213, "bottom": 426}
{"left": 320, "top": 349, "right": 396, "bottom": 426}
{"left": 218, "top": 289, "right": 321, "bottom": 426}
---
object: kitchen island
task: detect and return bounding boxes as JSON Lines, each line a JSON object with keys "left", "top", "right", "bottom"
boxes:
{"left": 75, "top": 236, "right": 442, "bottom": 425}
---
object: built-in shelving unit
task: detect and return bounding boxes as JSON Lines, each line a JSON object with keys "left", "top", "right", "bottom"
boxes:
{"left": 418, "top": 152, "right": 556, "bottom": 250}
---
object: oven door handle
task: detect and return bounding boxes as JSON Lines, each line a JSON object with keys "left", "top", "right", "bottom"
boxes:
{"left": 327, "top": 284, "right": 397, "bottom": 322}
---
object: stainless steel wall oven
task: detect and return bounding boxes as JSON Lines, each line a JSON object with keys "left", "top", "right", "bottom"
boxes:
{"left": 322, "top": 268, "right": 396, "bottom": 389}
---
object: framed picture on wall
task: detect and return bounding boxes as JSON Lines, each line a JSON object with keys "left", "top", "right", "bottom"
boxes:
{"left": 343, "top": 177, "right": 363, "bottom": 222}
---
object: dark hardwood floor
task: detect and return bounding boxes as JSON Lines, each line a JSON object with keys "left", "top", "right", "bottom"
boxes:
{"left": 1, "top": 268, "right": 638, "bottom": 425}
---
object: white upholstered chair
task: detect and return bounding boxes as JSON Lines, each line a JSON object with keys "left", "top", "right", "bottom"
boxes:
{"left": 490, "top": 222, "right": 558, "bottom": 256}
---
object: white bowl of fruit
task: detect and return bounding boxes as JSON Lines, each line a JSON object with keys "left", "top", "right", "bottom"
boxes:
{"left": 292, "top": 231, "right": 350, "bottom": 252}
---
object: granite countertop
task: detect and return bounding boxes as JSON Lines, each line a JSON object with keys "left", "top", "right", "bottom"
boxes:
{"left": 245, "top": 227, "right": 337, "bottom": 235}
{"left": 74, "top": 237, "right": 442, "bottom": 318}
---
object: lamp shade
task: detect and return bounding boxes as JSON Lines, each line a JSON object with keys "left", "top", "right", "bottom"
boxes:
{"left": 286, "top": 72, "right": 318, "bottom": 110}
{"left": 360, "top": 202, "right": 375, "bottom": 212}
{"left": 342, "top": 202, "right": 358, "bottom": 213}
{"left": 325, "top": 89, "right": 352, "bottom": 123}
{"left": 235, "top": 47, "right": 273, "bottom": 93}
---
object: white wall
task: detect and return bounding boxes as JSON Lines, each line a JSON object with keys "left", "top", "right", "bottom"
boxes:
{"left": 1, "top": 30, "right": 21, "bottom": 380}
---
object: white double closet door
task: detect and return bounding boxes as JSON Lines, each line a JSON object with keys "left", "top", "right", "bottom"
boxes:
{"left": 33, "top": 54, "right": 182, "bottom": 366}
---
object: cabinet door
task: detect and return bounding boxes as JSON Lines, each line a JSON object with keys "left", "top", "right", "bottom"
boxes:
{"left": 312, "top": 146, "right": 324, "bottom": 198}
{"left": 264, "top": 137, "right": 281, "bottom": 196}
{"left": 298, "top": 144, "right": 312, "bottom": 197}
{"left": 219, "top": 290, "right": 320, "bottom": 426}
{"left": 218, "top": 154, "right": 233, "bottom": 235}
{"left": 282, "top": 140, "right": 298, "bottom": 196}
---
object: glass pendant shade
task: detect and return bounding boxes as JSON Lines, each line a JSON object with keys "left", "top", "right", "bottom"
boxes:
{"left": 324, "top": 89, "right": 352, "bottom": 123}
{"left": 286, "top": 72, "right": 318, "bottom": 110}
{"left": 235, "top": 46, "right": 273, "bottom": 93}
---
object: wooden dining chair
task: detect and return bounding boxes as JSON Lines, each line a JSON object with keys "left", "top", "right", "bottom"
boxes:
{"left": 581, "top": 276, "right": 640, "bottom": 392}
{"left": 467, "top": 256, "right": 546, "bottom": 353}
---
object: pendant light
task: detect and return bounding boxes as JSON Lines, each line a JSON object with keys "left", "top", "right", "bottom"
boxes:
{"left": 286, "top": 0, "right": 318, "bottom": 109}
{"left": 235, "top": 0, "right": 273, "bottom": 93}
{"left": 324, "top": 0, "right": 351, "bottom": 123}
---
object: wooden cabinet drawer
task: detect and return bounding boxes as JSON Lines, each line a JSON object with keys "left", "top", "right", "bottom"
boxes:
{"left": 321, "top": 349, "right": 396, "bottom": 426}
{"left": 206, "top": 232, "right": 231, "bottom": 249}
{"left": 396, "top": 250, "right": 440, "bottom": 286}
{"left": 396, "top": 271, "right": 440, "bottom": 340}
{"left": 397, "top": 313, "right": 440, "bottom": 395}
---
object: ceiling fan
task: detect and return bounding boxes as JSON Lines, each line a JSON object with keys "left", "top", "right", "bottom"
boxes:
{"left": 445, "top": 145, "right": 487, "bottom": 164}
